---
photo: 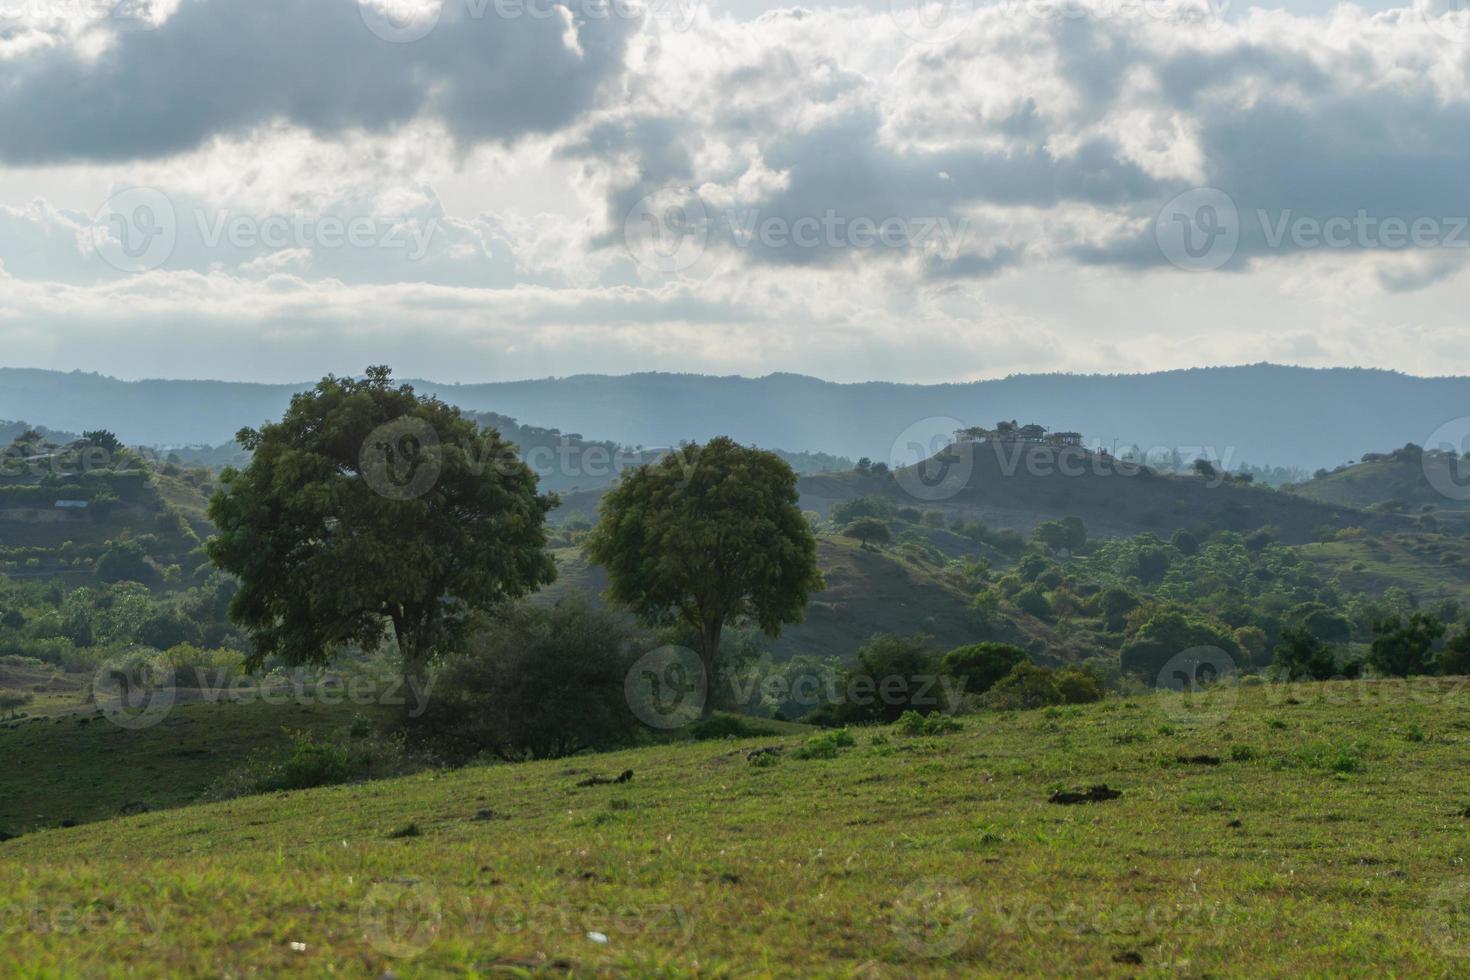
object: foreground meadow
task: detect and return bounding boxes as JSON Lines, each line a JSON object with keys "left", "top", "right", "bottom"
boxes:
{"left": 3, "top": 680, "right": 1470, "bottom": 977}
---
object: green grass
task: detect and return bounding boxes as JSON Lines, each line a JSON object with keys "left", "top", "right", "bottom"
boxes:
{"left": 4, "top": 681, "right": 1470, "bottom": 975}
{"left": 0, "top": 697, "right": 394, "bottom": 832}
{"left": 1300, "top": 533, "right": 1470, "bottom": 601}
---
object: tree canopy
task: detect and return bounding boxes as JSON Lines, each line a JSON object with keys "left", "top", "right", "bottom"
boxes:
{"left": 586, "top": 437, "right": 824, "bottom": 689}
{"left": 206, "top": 367, "right": 556, "bottom": 677}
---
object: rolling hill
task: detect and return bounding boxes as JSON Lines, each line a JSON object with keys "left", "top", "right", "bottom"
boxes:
{"left": 6, "top": 364, "right": 1470, "bottom": 470}
{"left": 803, "top": 440, "right": 1394, "bottom": 544}
{"left": 1291, "top": 443, "right": 1470, "bottom": 520}
{"left": 1, "top": 681, "right": 1464, "bottom": 976}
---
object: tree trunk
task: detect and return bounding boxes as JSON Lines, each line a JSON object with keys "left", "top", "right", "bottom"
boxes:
{"left": 393, "top": 620, "right": 431, "bottom": 717}
{"left": 699, "top": 620, "right": 722, "bottom": 719}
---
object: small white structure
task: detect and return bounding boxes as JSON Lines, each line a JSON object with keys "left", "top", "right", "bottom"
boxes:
{"left": 54, "top": 499, "right": 89, "bottom": 509}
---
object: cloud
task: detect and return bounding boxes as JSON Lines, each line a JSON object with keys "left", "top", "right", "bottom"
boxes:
{"left": 0, "top": 0, "right": 635, "bottom": 164}
{"left": 6, "top": 0, "right": 1470, "bottom": 382}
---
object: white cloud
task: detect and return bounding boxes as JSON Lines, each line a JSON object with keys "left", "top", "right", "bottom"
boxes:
{"left": 2, "top": 0, "right": 1470, "bottom": 383}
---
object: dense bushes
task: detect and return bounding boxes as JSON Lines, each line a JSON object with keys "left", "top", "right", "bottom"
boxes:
{"left": 417, "top": 598, "right": 646, "bottom": 761}
{"left": 983, "top": 662, "right": 1103, "bottom": 710}
{"left": 941, "top": 642, "right": 1027, "bottom": 695}
{"left": 812, "top": 633, "right": 944, "bottom": 725}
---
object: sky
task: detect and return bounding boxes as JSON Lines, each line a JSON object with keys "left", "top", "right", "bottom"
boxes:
{"left": 1, "top": 0, "right": 1469, "bottom": 383}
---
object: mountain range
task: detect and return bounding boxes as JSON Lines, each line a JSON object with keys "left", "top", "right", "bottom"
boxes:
{"left": 2, "top": 364, "right": 1465, "bottom": 469}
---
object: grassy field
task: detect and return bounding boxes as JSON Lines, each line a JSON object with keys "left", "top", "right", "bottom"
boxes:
{"left": 1300, "top": 533, "right": 1470, "bottom": 602}
{"left": 0, "top": 696, "right": 396, "bottom": 832}
{"left": 4, "top": 680, "right": 1470, "bottom": 976}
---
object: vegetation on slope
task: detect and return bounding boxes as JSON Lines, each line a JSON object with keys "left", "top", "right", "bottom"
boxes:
{"left": 3, "top": 683, "right": 1469, "bottom": 976}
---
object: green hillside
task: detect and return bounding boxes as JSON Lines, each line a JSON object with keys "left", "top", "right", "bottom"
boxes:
{"left": 0, "top": 697, "right": 394, "bottom": 833}
{"left": 0, "top": 431, "right": 211, "bottom": 585}
{"left": 800, "top": 440, "right": 1396, "bottom": 544}
{"left": 3, "top": 682, "right": 1466, "bottom": 976}
{"left": 1291, "top": 444, "right": 1470, "bottom": 526}
{"left": 539, "top": 536, "right": 1068, "bottom": 663}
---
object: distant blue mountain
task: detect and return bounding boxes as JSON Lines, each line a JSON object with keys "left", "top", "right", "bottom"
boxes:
{"left": 0, "top": 364, "right": 1464, "bottom": 470}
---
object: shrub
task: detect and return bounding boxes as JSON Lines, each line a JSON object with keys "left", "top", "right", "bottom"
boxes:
{"left": 418, "top": 598, "right": 645, "bottom": 762}
{"left": 824, "top": 633, "right": 942, "bottom": 725}
{"left": 1440, "top": 630, "right": 1470, "bottom": 676}
{"left": 1270, "top": 626, "right": 1339, "bottom": 681}
{"left": 1053, "top": 668, "right": 1104, "bottom": 704}
{"left": 1013, "top": 585, "right": 1052, "bottom": 619}
{"left": 896, "top": 709, "right": 962, "bottom": 736}
{"left": 1368, "top": 613, "right": 1445, "bottom": 678}
{"left": 983, "top": 662, "right": 1063, "bottom": 711}
{"left": 793, "top": 728, "right": 855, "bottom": 759}
{"left": 687, "top": 715, "right": 761, "bottom": 740}
{"left": 203, "top": 729, "right": 426, "bottom": 801}
{"left": 941, "top": 642, "right": 1028, "bottom": 696}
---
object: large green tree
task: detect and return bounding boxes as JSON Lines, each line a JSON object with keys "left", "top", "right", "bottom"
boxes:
{"left": 207, "top": 367, "right": 556, "bottom": 680}
{"left": 586, "top": 437, "right": 824, "bottom": 695}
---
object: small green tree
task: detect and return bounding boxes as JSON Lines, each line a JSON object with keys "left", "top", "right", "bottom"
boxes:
{"left": 830, "top": 495, "right": 894, "bottom": 525}
{"left": 1033, "top": 516, "right": 1086, "bottom": 554}
{"left": 0, "top": 689, "right": 33, "bottom": 718}
{"left": 1368, "top": 613, "right": 1445, "bottom": 677}
{"left": 82, "top": 430, "right": 123, "bottom": 455}
{"left": 843, "top": 517, "right": 892, "bottom": 548}
{"left": 586, "top": 437, "right": 823, "bottom": 698}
